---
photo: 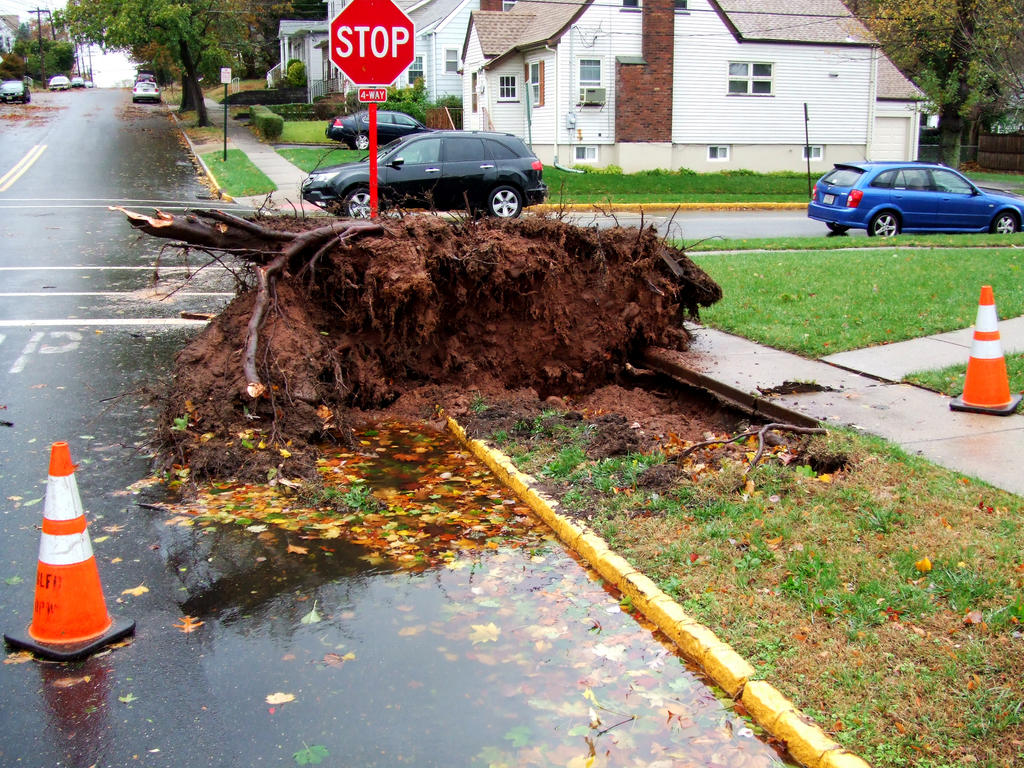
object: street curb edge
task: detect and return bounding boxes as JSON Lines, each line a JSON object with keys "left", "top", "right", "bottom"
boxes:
{"left": 445, "top": 414, "right": 872, "bottom": 768}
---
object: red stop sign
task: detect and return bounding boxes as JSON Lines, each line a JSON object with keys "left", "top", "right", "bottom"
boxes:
{"left": 329, "top": 0, "right": 416, "bottom": 86}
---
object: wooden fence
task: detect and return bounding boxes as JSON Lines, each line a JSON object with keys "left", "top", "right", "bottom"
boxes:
{"left": 978, "top": 133, "right": 1024, "bottom": 172}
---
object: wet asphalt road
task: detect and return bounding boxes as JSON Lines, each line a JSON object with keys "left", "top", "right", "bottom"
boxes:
{"left": 0, "top": 90, "right": 798, "bottom": 768}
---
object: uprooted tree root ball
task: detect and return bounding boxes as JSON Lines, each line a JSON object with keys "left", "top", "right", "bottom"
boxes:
{"left": 119, "top": 210, "right": 722, "bottom": 482}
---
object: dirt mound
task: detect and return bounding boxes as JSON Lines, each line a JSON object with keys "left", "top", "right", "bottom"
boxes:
{"left": 152, "top": 215, "right": 721, "bottom": 481}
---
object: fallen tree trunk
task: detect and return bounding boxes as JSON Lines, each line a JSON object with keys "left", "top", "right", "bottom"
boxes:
{"left": 115, "top": 209, "right": 722, "bottom": 481}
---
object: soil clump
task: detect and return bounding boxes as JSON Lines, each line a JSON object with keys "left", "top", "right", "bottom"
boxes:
{"left": 150, "top": 214, "right": 725, "bottom": 482}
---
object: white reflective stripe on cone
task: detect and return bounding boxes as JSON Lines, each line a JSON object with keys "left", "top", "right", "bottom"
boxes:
{"left": 38, "top": 531, "right": 94, "bottom": 566}
{"left": 969, "top": 339, "right": 1006, "bottom": 360}
{"left": 975, "top": 304, "right": 999, "bottom": 332}
{"left": 43, "top": 474, "right": 83, "bottom": 521}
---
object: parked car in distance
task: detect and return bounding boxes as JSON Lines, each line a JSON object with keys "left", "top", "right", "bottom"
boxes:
{"left": 0, "top": 80, "right": 30, "bottom": 103}
{"left": 302, "top": 130, "right": 547, "bottom": 219}
{"left": 131, "top": 81, "right": 161, "bottom": 103}
{"left": 70, "top": 76, "right": 85, "bottom": 88}
{"left": 325, "top": 110, "right": 431, "bottom": 150}
{"left": 48, "top": 75, "right": 71, "bottom": 91}
{"left": 808, "top": 161, "right": 1024, "bottom": 237}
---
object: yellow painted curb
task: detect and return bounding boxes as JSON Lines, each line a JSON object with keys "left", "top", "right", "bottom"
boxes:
{"left": 446, "top": 414, "right": 871, "bottom": 768}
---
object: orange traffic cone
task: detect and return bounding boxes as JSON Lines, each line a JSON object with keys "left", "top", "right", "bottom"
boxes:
{"left": 950, "top": 285, "right": 1022, "bottom": 416}
{"left": 4, "top": 442, "right": 134, "bottom": 661}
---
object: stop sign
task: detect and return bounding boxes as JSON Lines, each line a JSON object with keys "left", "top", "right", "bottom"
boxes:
{"left": 329, "top": 0, "right": 416, "bottom": 86}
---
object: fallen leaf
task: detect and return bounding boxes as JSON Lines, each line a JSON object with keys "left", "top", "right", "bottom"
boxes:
{"left": 118, "top": 692, "right": 138, "bottom": 704}
{"left": 964, "top": 609, "right": 984, "bottom": 625}
{"left": 469, "top": 622, "right": 500, "bottom": 644}
{"left": 287, "top": 544, "right": 309, "bottom": 555}
{"left": 174, "top": 616, "right": 204, "bottom": 633}
{"left": 915, "top": 557, "right": 932, "bottom": 573}
{"left": 300, "top": 602, "right": 322, "bottom": 624}
{"left": 121, "top": 584, "right": 149, "bottom": 597}
{"left": 265, "top": 692, "right": 295, "bottom": 705}
{"left": 52, "top": 675, "right": 92, "bottom": 688}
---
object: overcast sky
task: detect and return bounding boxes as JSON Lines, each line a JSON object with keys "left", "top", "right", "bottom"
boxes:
{"left": 1, "top": 0, "right": 138, "bottom": 86}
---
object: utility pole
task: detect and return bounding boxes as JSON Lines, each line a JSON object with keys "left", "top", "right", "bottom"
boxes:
{"left": 28, "top": 8, "right": 52, "bottom": 82}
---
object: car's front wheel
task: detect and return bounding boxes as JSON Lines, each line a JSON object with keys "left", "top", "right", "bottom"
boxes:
{"left": 354, "top": 134, "right": 370, "bottom": 151}
{"left": 990, "top": 211, "right": 1020, "bottom": 234}
{"left": 868, "top": 211, "right": 900, "bottom": 237}
{"left": 487, "top": 186, "right": 523, "bottom": 218}
{"left": 343, "top": 186, "right": 372, "bottom": 218}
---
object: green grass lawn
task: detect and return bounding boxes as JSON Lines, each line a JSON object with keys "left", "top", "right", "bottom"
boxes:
{"left": 544, "top": 168, "right": 811, "bottom": 204}
{"left": 279, "top": 120, "right": 334, "bottom": 144}
{"left": 200, "top": 149, "right": 276, "bottom": 197}
{"left": 278, "top": 146, "right": 365, "bottom": 173}
{"left": 690, "top": 242, "right": 1024, "bottom": 357}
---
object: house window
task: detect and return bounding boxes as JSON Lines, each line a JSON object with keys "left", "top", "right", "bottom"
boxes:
{"left": 728, "top": 62, "right": 773, "bottom": 95}
{"left": 708, "top": 145, "right": 730, "bottom": 161}
{"left": 579, "top": 59, "right": 601, "bottom": 88}
{"left": 674, "top": 0, "right": 687, "bottom": 10}
{"left": 408, "top": 55, "right": 424, "bottom": 85}
{"left": 471, "top": 72, "right": 478, "bottom": 113}
{"left": 574, "top": 145, "right": 598, "bottom": 163}
{"left": 503, "top": 0, "right": 516, "bottom": 9}
{"left": 529, "top": 61, "right": 544, "bottom": 107}
{"left": 445, "top": 49, "right": 459, "bottom": 74}
{"left": 622, "top": 0, "right": 639, "bottom": 7}
{"left": 802, "top": 144, "right": 823, "bottom": 161}
{"left": 498, "top": 75, "right": 517, "bottom": 101}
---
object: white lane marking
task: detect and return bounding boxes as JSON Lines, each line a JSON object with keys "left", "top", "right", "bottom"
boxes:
{"left": 0, "top": 266, "right": 234, "bottom": 272}
{"left": 0, "top": 145, "right": 47, "bottom": 192}
{"left": 0, "top": 318, "right": 209, "bottom": 328}
{"left": 39, "top": 330, "right": 81, "bottom": 354}
{"left": 9, "top": 331, "right": 44, "bottom": 373}
{"left": 0, "top": 292, "right": 234, "bottom": 298}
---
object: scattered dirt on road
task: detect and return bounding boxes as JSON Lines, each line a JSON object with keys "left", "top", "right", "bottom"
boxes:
{"left": 154, "top": 214, "right": 727, "bottom": 482}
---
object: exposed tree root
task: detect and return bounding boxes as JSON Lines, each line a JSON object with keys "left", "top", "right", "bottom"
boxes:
{"left": 677, "top": 422, "right": 827, "bottom": 473}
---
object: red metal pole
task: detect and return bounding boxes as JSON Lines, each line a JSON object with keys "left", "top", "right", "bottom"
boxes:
{"left": 369, "top": 102, "right": 378, "bottom": 219}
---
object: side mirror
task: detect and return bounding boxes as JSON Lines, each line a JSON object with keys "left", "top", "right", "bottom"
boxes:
{"left": 390, "top": 157, "right": 405, "bottom": 169}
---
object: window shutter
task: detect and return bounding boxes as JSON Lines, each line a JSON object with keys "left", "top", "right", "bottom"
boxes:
{"left": 538, "top": 60, "right": 545, "bottom": 107}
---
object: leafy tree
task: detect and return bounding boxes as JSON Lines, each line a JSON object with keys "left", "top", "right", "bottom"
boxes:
{"left": 60, "top": 0, "right": 257, "bottom": 126}
{"left": 13, "top": 38, "right": 75, "bottom": 81}
{"left": 858, "top": 0, "right": 1023, "bottom": 165}
{"left": 0, "top": 53, "right": 26, "bottom": 81}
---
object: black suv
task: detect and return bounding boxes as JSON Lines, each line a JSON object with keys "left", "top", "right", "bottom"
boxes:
{"left": 325, "top": 110, "right": 430, "bottom": 150}
{"left": 302, "top": 131, "right": 548, "bottom": 218}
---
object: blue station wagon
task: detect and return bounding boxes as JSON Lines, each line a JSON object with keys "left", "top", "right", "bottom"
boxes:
{"left": 808, "top": 162, "right": 1024, "bottom": 237}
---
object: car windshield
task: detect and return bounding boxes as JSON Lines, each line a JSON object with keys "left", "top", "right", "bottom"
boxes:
{"left": 1, "top": 81, "right": 22, "bottom": 91}
{"left": 821, "top": 167, "right": 864, "bottom": 187}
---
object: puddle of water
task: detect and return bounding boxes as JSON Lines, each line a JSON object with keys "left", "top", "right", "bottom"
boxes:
{"left": 162, "top": 424, "right": 795, "bottom": 767}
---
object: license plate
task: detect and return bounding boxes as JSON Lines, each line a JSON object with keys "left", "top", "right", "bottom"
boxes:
{"left": 823, "top": 193, "right": 836, "bottom": 205}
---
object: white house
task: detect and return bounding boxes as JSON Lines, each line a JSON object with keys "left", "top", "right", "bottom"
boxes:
{"left": 0, "top": 15, "right": 19, "bottom": 55}
{"left": 274, "top": 0, "right": 478, "bottom": 103}
{"left": 462, "top": 0, "right": 923, "bottom": 172}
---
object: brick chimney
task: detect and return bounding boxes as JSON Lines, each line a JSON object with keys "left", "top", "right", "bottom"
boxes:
{"left": 615, "top": 0, "right": 674, "bottom": 142}
{"left": 479, "top": 0, "right": 504, "bottom": 11}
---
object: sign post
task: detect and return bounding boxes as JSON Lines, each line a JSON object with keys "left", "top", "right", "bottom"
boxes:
{"left": 329, "top": 0, "right": 415, "bottom": 217}
{"left": 220, "top": 67, "right": 232, "bottom": 162}
{"left": 358, "top": 88, "right": 388, "bottom": 217}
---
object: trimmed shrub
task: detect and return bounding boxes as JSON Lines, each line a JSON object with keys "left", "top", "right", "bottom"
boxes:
{"left": 285, "top": 59, "right": 307, "bottom": 88}
{"left": 250, "top": 105, "right": 284, "bottom": 140}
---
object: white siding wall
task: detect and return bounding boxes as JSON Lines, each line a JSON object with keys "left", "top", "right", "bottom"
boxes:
{"left": 431, "top": 1, "right": 475, "bottom": 99}
{"left": 463, "top": 32, "right": 486, "bottom": 131}
{"left": 673, "top": 2, "right": 874, "bottom": 147}
{"left": 484, "top": 61, "right": 527, "bottom": 137}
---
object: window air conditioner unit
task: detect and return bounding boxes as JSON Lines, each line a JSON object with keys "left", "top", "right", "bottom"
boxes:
{"left": 579, "top": 87, "right": 606, "bottom": 105}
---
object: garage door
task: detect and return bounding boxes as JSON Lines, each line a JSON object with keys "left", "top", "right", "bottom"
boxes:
{"left": 873, "top": 116, "right": 910, "bottom": 160}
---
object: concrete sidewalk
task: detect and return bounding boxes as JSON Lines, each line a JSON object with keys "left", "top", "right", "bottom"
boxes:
{"left": 176, "top": 103, "right": 1024, "bottom": 496}
{"left": 668, "top": 321, "right": 1024, "bottom": 496}
{"left": 193, "top": 98, "right": 320, "bottom": 213}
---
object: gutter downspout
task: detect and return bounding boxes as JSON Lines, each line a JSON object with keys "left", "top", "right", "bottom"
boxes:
{"left": 545, "top": 43, "right": 558, "bottom": 165}
{"left": 866, "top": 45, "right": 878, "bottom": 160}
